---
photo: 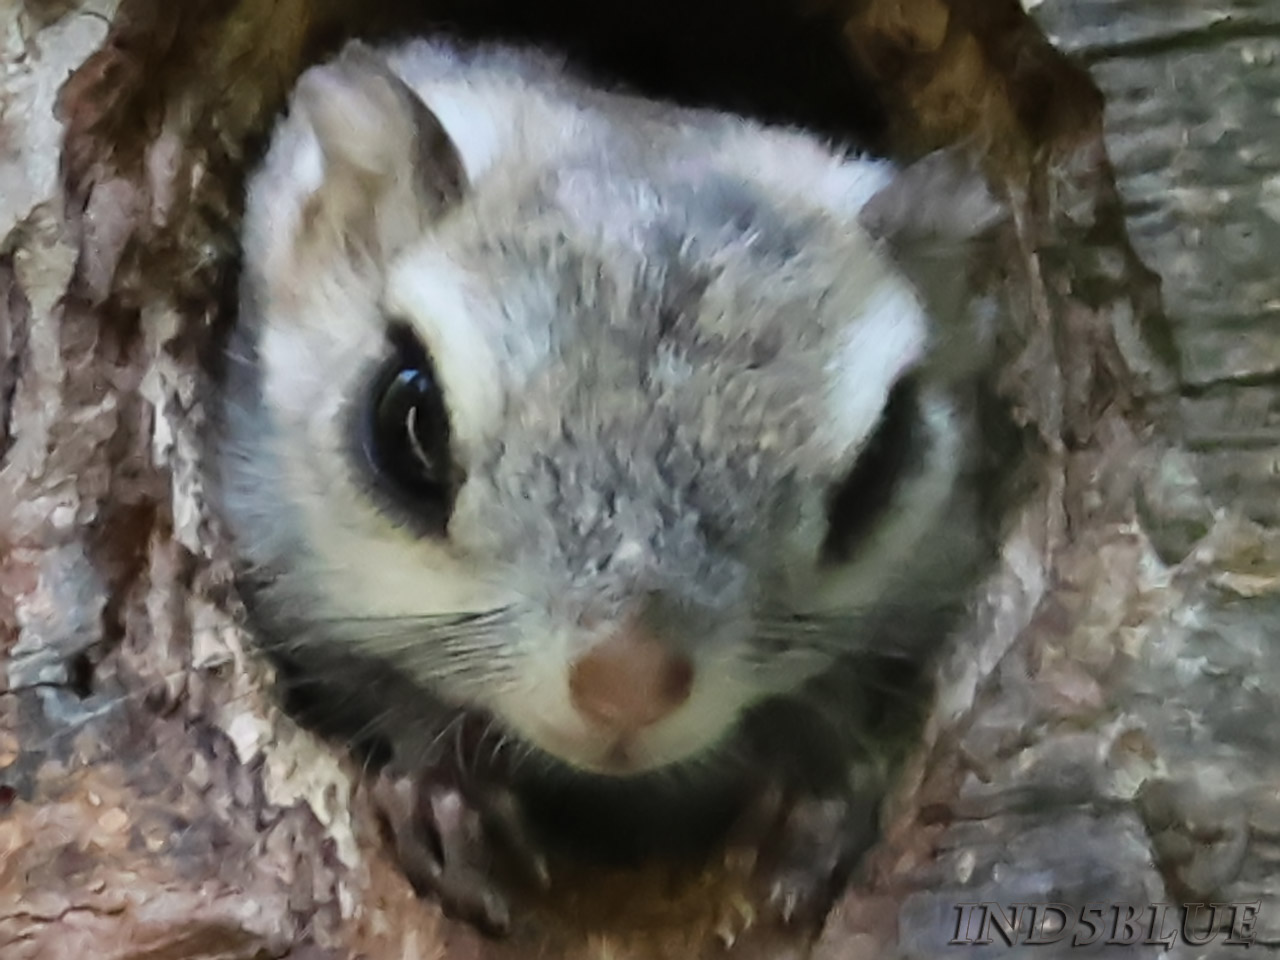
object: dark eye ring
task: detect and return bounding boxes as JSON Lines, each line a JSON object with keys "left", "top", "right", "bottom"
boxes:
{"left": 820, "top": 375, "right": 926, "bottom": 565}
{"left": 364, "top": 322, "right": 456, "bottom": 524}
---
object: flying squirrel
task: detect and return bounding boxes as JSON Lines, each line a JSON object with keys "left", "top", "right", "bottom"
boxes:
{"left": 213, "top": 34, "right": 1008, "bottom": 934}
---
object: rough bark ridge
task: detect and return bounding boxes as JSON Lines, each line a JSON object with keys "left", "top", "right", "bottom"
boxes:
{"left": 2, "top": 0, "right": 1273, "bottom": 958}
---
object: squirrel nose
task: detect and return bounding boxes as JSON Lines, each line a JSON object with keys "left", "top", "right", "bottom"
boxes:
{"left": 568, "top": 621, "right": 694, "bottom": 733}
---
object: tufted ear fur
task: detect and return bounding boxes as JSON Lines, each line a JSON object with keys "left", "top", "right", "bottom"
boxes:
{"left": 288, "top": 41, "right": 467, "bottom": 260}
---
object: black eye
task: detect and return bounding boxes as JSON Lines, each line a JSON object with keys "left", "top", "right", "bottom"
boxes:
{"left": 821, "top": 376, "right": 927, "bottom": 565}
{"left": 365, "top": 323, "right": 456, "bottom": 521}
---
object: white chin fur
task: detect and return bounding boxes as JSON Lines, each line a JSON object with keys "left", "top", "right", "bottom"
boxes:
{"left": 484, "top": 651, "right": 755, "bottom": 774}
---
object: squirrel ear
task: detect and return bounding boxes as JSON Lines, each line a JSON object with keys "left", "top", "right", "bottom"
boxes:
{"left": 857, "top": 150, "right": 1006, "bottom": 381}
{"left": 291, "top": 41, "right": 467, "bottom": 255}
{"left": 858, "top": 149, "right": 1004, "bottom": 253}
{"left": 858, "top": 149, "right": 1005, "bottom": 320}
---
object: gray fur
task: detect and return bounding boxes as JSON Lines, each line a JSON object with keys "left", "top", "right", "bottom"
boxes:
{"left": 212, "top": 35, "right": 1005, "bottom": 809}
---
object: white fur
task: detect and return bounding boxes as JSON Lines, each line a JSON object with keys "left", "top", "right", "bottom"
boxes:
{"left": 407, "top": 86, "right": 511, "bottom": 182}
{"left": 719, "top": 126, "right": 895, "bottom": 220}
{"left": 822, "top": 279, "right": 929, "bottom": 463}
{"left": 385, "top": 40, "right": 578, "bottom": 186}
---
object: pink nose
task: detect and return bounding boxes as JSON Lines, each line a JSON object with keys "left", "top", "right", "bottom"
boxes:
{"left": 568, "top": 621, "right": 694, "bottom": 733}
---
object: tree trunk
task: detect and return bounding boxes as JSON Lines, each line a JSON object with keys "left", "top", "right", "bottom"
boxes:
{"left": 2, "top": 0, "right": 1272, "bottom": 957}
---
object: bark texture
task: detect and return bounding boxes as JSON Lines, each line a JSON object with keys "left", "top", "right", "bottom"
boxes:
{"left": 2, "top": 0, "right": 1271, "bottom": 957}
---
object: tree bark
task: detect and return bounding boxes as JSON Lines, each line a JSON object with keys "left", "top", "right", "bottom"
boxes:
{"left": 3, "top": 0, "right": 1271, "bottom": 958}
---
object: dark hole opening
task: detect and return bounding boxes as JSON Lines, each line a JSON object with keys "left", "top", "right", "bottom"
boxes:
{"left": 66, "top": 652, "right": 95, "bottom": 700}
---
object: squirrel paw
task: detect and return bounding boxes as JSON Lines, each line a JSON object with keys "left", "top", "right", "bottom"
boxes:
{"left": 370, "top": 769, "right": 548, "bottom": 936}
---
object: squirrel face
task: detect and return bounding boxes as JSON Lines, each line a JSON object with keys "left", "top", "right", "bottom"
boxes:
{"left": 217, "top": 38, "right": 1001, "bottom": 776}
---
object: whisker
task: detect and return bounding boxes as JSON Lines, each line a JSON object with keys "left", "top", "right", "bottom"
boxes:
{"left": 337, "top": 629, "right": 509, "bottom": 656}
{"left": 307, "top": 607, "right": 517, "bottom": 628}
{"left": 751, "top": 612, "right": 942, "bottom": 660}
